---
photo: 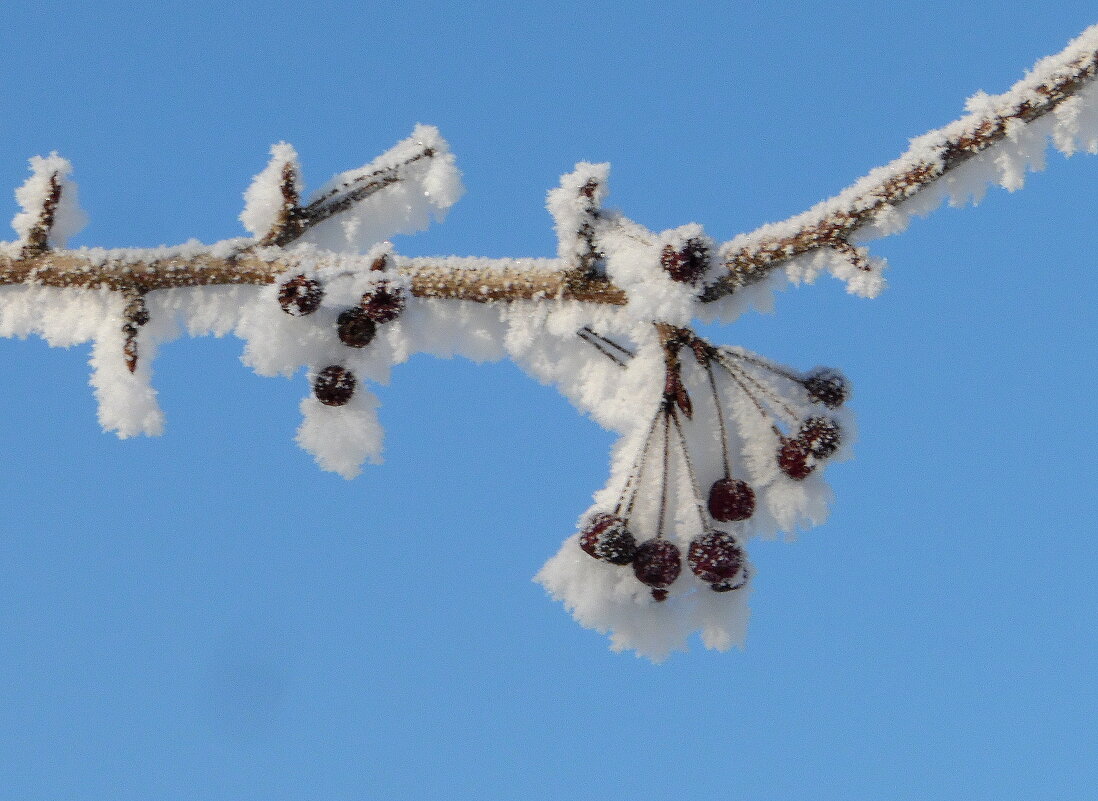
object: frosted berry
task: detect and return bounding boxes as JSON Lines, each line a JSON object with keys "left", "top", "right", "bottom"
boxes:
{"left": 707, "top": 477, "right": 756, "bottom": 522}
{"left": 337, "top": 307, "right": 377, "bottom": 348}
{"left": 659, "top": 238, "right": 709, "bottom": 284}
{"left": 633, "top": 538, "right": 681, "bottom": 600}
{"left": 688, "top": 530, "right": 746, "bottom": 586}
{"left": 803, "top": 368, "right": 847, "bottom": 408}
{"left": 778, "top": 437, "right": 814, "bottom": 480}
{"left": 578, "top": 513, "right": 637, "bottom": 565}
{"left": 362, "top": 281, "right": 405, "bottom": 323}
{"left": 599, "top": 526, "right": 638, "bottom": 565}
{"left": 314, "top": 365, "right": 355, "bottom": 406}
{"left": 799, "top": 416, "right": 841, "bottom": 459}
{"left": 579, "top": 512, "right": 616, "bottom": 557}
{"left": 278, "top": 274, "right": 323, "bottom": 316}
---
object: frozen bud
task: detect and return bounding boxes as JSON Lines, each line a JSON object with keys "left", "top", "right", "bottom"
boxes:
{"left": 798, "top": 417, "right": 841, "bottom": 459}
{"left": 314, "top": 365, "right": 356, "bottom": 406}
{"left": 803, "top": 368, "right": 848, "bottom": 408}
{"left": 337, "top": 307, "right": 377, "bottom": 348}
{"left": 688, "top": 530, "right": 746, "bottom": 587}
{"left": 659, "top": 238, "right": 709, "bottom": 284}
{"left": 707, "top": 478, "right": 756, "bottom": 522}
{"left": 578, "top": 513, "right": 637, "bottom": 565}
{"left": 778, "top": 437, "right": 814, "bottom": 480}
{"left": 278, "top": 274, "right": 323, "bottom": 316}
{"left": 361, "top": 281, "right": 405, "bottom": 323}
{"left": 633, "top": 538, "right": 681, "bottom": 601}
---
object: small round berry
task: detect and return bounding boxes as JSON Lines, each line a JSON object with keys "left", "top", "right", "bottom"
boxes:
{"left": 707, "top": 478, "right": 756, "bottom": 522}
{"left": 361, "top": 281, "right": 405, "bottom": 323}
{"left": 659, "top": 238, "right": 709, "bottom": 284}
{"left": 777, "top": 437, "right": 814, "bottom": 480}
{"left": 633, "top": 538, "right": 681, "bottom": 599}
{"left": 278, "top": 274, "right": 323, "bottom": 316}
{"left": 579, "top": 511, "right": 614, "bottom": 555}
{"left": 337, "top": 307, "right": 377, "bottom": 348}
{"left": 578, "top": 512, "right": 616, "bottom": 558}
{"left": 314, "top": 365, "right": 356, "bottom": 406}
{"left": 688, "top": 530, "right": 746, "bottom": 585}
{"left": 578, "top": 513, "right": 637, "bottom": 565}
{"left": 799, "top": 416, "right": 841, "bottom": 459}
{"left": 803, "top": 368, "right": 848, "bottom": 408}
{"left": 599, "top": 525, "right": 639, "bottom": 565}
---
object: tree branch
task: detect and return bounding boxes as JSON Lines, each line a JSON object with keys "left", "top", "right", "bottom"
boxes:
{"left": 702, "top": 25, "right": 1098, "bottom": 300}
{"left": 1, "top": 25, "right": 1096, "bottom": 310}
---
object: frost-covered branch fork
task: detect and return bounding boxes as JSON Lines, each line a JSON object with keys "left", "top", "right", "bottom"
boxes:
{"left": 3, "top": 25, "right": 1098, "bottom": 659}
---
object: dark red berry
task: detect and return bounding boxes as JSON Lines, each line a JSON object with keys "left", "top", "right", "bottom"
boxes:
{"left": 337, "top": 307, "right": 377, "bottom": 348}
{"left": 707, "top": 478, "right": 756, "bottom": 522}
{"left": 803, "top": 368, "right": 848, "bottom": 408}
{"left": 659, "top": 238, "right": 709, "bottom": 284}
{"left": 778, "top": 437, "right": 814, "bottom": 480}
{"left": 599, "top": 526, "right": 638, "bottom": 565}
{"left": 314, "top": 365, "right": 355, "bottom": 406}
{"left": 688, "top": 530, "right": 746, "bottom": 585}
{"left": 799, "top": 416, "right": 841, "bottom": 459}
{"left": 278, "top": 274, "right": 323, "bottom": 316}
{"left": 578, "top": 513, "right": 616, "bottom": 557}
{"left": 578, "top": 513, "right": 637, "bottom": 565}
{"left": 633, "top": 538, "right": 681, "bottom": 599}
{"left": 361, "top": 281, "right": 405, "bottom": 323}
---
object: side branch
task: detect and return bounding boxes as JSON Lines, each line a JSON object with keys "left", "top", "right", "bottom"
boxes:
{"left": 703, "top": 26, "right": 1098, "bottom": 300}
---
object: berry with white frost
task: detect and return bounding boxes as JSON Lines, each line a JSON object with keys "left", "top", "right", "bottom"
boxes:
{"left": 707, "top": 477, "right": 756, "bottom": 522}
{"left": 633, "top": 539, "right": 682, "bottom": 601}
{"left": 314, "top": 365, "right": 356, "bottom": 406}
{"left": 278, "top": 274, "right": 323, "bottom": 316}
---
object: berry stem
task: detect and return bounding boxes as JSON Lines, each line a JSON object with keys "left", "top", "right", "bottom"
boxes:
{"left": 617, "top": 402, "right": 666, "bottom": 521}
{"left": 576, "top": 326, "right": 634, "bottom": 367}
{"left": 714, "top": 353, "right": 800, "bottom": 425}
{"left": 704, "top": 359, "right": 733, "bottom": 480}
{"left": 655, "top": 404, "right": 672, "bottom": 539}
{"left": 668, "top": 408, "right": 711, "bottom": 533}
{"left": 718, "top": 347, "right": 802, "bottom": 383}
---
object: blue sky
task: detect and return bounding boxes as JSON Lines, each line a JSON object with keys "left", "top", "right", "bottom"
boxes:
{"left": 1, "top": 2, "right": 1096, "bottom": 799}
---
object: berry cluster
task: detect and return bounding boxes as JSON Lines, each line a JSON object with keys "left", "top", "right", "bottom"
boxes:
{"left": 276, "top": 258, "right": 407, "bottom": 407}
{"left": 576, "top": 324, "right": 850, "bottom": 601}
{"left": 578, "top": 374, "right": 749, "bottom": 601}
{"left": 710, "top": 351, "right": 847, "bottom": 480}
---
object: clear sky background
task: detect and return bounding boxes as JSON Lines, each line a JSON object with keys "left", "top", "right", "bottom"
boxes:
{"left": 1, "top": 2, "right": 1096, "bottom": 799}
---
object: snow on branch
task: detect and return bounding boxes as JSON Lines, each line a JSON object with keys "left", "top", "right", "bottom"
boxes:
{"left": 2, "top": 25, "right": 1098, "bottom": 658}
{"left": 708, "top": 23, "right": 1098, "bottom": 303}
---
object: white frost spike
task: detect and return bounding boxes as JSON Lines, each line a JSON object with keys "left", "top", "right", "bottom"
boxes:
{"left": 546, "top": 162, "right": 610, "bottom": 265}
{"left": 301, "top": 124, "right": 464, "bottom": 253}
{"left": 1052, "top": 82, "right": 1098, "bottom": 156}
{"left": 295, "top": 386, "right": 383, "bottom": 479}
{"left": 11, "top": 153, "right": 87, "bottom": 248}
{"left": 240, "top": 142, "right": 301, "bottom": 238}
{"left": 88, "top": 313, "right": 165, "bottom": 439}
